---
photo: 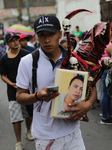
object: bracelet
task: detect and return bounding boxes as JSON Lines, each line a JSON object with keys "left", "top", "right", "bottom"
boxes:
{"left": 35, "top": 92, "right": 41, "bottom": 101}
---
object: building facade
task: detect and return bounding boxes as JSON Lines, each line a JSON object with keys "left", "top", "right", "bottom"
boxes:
{"left": 0, "top": 0, "right": 112, "bottom": 35}
{"left": 0, "top": 0, "right": 56, "bottom": 33}
{"left": 56, "top": 0, "right": 101, "bottom": 35}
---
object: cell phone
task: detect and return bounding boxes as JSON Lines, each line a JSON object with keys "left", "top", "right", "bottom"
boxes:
{"left": 46, "top": 86, "right": 59, "bottom": 93}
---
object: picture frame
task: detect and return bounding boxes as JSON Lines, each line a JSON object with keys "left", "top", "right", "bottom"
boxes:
{"left": 50, "top": 68, "right": 89, "bottom": 119}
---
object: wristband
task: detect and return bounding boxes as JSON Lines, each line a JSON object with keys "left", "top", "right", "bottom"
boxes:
{"left": 35, "top": 92, "right": 41, "bottom": 101}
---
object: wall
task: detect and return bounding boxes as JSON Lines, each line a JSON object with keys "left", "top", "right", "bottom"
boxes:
{"left": 0, "top": 0, "right": 4, "bottom": 9}
{"left": 56, "top": 0, "right": 101, "bottom": 35}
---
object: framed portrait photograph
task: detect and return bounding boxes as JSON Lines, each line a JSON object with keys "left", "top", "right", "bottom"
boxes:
{"left": 50, "top": 68, "right": 89, "bottom": 119}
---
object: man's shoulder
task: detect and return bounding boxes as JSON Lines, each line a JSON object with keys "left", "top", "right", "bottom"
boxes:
{"left": 21, "top": 49, "right": 39, "bottom": 61}
{"left": 0, "top": 52, "right": 7, "bottom": 60}
{"left": 21, "top": 52, "right": 32, "bottom": 60}
{"left": 18, "top": 53, "right": 32, "bottom": 71}
{"left": 27, "top": 45, "right": 36, "bottom": 51}
{"left": 28, "top": 45, "right": 36, "bottom": 50}
{"left": 20, "top": 48, "right": 30, "bottom": 54}
{"left": 59, "top": 45, "right": 67, "bottom": 56}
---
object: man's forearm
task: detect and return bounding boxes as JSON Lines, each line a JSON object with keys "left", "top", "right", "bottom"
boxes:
{"left": 1, "top": 75, "right": 13, "bottom": 86}
{"left": 16, "top": 88, "right": 39, "bottom": 105}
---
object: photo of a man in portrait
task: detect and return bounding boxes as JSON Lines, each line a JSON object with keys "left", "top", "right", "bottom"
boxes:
{"left": 63, "top": 74, "right": 84, "bottom": 111}
{"left": 50, "top": 69, "right": 88, "bottom": 118}
{"left": 57, "top": 74, "right": 85, "bottom": 117}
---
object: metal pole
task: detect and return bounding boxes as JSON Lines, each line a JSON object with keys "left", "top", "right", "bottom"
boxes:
{"left": 16, "top": 0, "right": 22, "bottom": 23}
{"left": 25, "top": 0, "right": 31, "bottom": 25}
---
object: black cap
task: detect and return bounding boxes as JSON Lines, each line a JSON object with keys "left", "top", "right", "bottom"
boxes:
{"left": 34, "top": 14, "right": 61, "bottom": 33}
{"left": 5, "top": 32, "right": 20, "bottom": 43}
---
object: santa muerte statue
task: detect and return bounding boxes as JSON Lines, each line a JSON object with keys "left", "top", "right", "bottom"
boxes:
{"left": 61, "top": 9, "right": 110, "bottom": 121}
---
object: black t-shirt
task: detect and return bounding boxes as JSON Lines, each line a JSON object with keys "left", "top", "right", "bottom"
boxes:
{"left": 0, "top": 49, "right": 29, "bottom": 101}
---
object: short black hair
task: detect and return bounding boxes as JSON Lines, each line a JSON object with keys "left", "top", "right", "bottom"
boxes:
{"left": 70, "top": 37, "right": 77, "bottom": 50}
{"left": 76, "top": 26, "right": 79, "bottom": 29}
{"left": 60, "top": 38, "right": 67, "bottom": 45}
{"left": 69, "top": 74, "right": 84, "bottom": 86}
{"left": 27, "top": 35, "right": 33, "bottom": 41}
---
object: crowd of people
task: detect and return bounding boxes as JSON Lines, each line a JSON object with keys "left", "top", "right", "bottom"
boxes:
{"left": 0, "top": 14, "right": 112, "bottom": 150}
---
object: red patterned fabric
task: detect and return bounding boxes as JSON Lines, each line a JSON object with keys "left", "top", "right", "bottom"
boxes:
{"left": 77, "top": 22, "right": 110, "bottom": 64}
{"left": 60, "top": 10, "right": 110, "bottom": 122}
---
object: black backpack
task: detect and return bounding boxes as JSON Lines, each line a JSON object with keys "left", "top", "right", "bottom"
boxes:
{"left": 32, "top": 49, "right": 40, "bottom": 93}
{"left": 25, "top": 49, "right": 39, "bottom": 117}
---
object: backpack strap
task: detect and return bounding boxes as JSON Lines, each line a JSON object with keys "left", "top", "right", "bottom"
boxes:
{"left": 32, "top": 49, "right": 40, "bottom": 93}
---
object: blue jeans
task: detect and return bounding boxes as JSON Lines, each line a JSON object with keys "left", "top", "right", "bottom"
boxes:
{"left": 101, "top": 69, "right": 112, "bottom": 119}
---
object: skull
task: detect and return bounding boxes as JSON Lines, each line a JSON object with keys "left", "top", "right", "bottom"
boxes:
{"left": 69, "top": 57, "right": 78, "bottom": 70}
{"left": 62, "top": 18, "right": 71, "bottom": 32}
{"left": 101, "top": 57, "right": 112, "bottom": 68}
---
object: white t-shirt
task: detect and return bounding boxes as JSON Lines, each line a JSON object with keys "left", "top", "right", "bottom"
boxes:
{"left": 16, "top": 47, "right": 80, "bottom": 140}
{"left": 27, "top": 41, "right": 35, "bottom": 47}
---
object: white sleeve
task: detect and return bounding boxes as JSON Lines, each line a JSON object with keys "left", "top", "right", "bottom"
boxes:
{"left": 16, "top": 55, "right": 32, "bottom": 89}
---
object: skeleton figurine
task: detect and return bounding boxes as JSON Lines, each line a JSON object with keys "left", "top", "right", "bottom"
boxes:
{"left": 69, "top": 57, "right": 79, "bottom": 70}
{"left": 62, "top": 18, "right": 79, "bottom": 70}
{"left": 61, "top": 9, "right": 110, "bottom": 122}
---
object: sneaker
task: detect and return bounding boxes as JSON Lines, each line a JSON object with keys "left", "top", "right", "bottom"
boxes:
{"left": 26, "top": 129, "right": 34, "bottom": 141}
{"left": 15, "top": 142, "right": 23, "bottom": 150}
{"left": 100, "top": 118, "right": 112, "bottom": 125}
